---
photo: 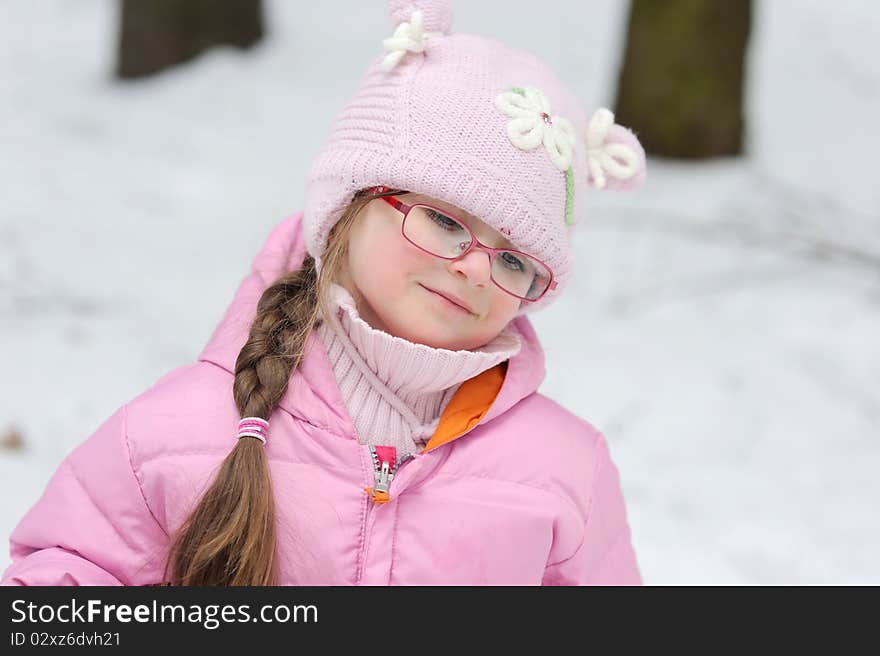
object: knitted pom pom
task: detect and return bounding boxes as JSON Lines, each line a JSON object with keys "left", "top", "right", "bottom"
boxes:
{"left": 584, "top": 108, "right": 647, "bottom": 192}
{"left": 387, "top": 0, "right": 453, "bottom": 34}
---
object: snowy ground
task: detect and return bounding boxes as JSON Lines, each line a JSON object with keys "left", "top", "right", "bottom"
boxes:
{"left": 1, "top": 0, "right": 878, "bottom": 584}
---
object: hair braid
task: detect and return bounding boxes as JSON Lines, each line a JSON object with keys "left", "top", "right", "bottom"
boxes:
{"left": 162, "top": 187, "right": 403, "bottom": 585}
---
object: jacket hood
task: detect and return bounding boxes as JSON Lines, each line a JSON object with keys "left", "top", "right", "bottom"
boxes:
{"left": 197, "top": 212, "right": 547, "bottom": 439}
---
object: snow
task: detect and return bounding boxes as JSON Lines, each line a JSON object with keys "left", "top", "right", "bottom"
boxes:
{"left": 1, "top": 0, "right": 878, "bottom": 584}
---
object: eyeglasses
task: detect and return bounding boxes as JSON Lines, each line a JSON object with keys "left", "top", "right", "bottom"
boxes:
{"left": 369, "top": 187, "right": 558, "bottom": 302}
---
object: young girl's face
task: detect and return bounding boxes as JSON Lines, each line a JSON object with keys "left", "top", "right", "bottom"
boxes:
{"left": 338, "top": 191, "right": 524, "bottom": 350}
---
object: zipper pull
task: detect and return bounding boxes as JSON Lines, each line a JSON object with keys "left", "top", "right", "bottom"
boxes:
{"left": 365, "top": 445, "right": 398, "bottom": 504}
{"left": 375, "top": 460, "right": 392, "bottom": 493}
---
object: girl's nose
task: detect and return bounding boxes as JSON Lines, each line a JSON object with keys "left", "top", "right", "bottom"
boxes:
{"left": 449, "top": 249, "right": 492, "bottom": 285}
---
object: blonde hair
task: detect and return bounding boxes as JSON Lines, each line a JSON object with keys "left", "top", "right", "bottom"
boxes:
{"left": 162, "top": 186, "right": 404, "bottom": 585}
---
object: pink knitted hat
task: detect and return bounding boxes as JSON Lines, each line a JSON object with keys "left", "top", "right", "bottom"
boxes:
{"left": 303, "top": 0, "right": 647, "bottom": 315}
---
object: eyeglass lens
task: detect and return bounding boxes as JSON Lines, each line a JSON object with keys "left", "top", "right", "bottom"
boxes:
{"left": 403, "top": 205, "right": 552, "bottom": 301}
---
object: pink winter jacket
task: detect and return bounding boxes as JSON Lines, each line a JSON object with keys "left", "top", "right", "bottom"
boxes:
{"left": 2, "top": 212, "right": 642, "bottom": 586}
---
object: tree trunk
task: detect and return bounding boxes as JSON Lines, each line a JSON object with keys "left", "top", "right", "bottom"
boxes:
{"left": 116, "top": 0, "right": 264, "bottom": 79}
{"left": 612, "top": 0, "right": 752, "bottom": 158}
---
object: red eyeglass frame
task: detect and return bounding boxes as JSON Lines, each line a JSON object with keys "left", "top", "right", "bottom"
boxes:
{"left": 367, "top": 186, "right": 558, "bottom": 302}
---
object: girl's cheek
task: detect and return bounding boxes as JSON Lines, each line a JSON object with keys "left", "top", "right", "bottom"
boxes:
{"left": 385, "top": 250, "right": 423, "bottom": 283}
{"left": 396, "top": 244, "right": 437, "bottom": 276}
{"left": 492, "top": 291, "right": 521, "bottom": 318}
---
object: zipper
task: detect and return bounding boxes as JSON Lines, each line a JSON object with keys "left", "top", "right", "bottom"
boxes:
{"left": 364, "top": 445, "right": 414, "bottom": 504}
{"left": 357, "top": 444, "right": 414, "bottom": 583}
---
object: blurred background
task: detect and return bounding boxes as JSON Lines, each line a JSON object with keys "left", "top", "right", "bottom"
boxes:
{"left": 1, "top": 0, "right": 878, "bottom": 584}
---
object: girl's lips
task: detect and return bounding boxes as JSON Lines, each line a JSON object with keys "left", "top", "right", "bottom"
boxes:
{"left": 420, "top": 284, "right": 473, "bottom": 315}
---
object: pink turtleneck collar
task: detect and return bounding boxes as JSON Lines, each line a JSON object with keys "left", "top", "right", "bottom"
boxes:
{"left": 314, "top": 283, "right": 522, "bottom": 458}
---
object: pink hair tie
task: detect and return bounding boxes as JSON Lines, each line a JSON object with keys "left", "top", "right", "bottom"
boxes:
{"left": 237, "top": 416, "right": 269, "bottom": 445}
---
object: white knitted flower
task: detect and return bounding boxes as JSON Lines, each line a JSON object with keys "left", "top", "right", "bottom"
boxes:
{"left": 585, "top": 108, "right": 640, "bottom": 189}
{"left": 494, "top": 86, "right": 576, "bottom": 172}
{"left": 381, "top": 10, "right": 444, "bottom": 72}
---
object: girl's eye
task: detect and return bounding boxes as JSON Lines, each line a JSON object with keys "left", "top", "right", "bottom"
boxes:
{"left": 500, "top": 251, "right": 526, "bottom": 272}
{"left": 427, "top": 210, "right": 463, "bottom": 231}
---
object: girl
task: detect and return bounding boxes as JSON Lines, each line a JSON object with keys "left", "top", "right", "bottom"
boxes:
{"left": 1, "top": 0, "right": 647, "bottom": 586}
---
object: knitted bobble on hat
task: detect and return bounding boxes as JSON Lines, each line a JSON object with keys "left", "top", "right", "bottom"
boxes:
{"left": 382, "top": 1, "right": 451, "bottom": 71}
{"left": 387, "top": 0, "right": 453, "bottom": 34}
